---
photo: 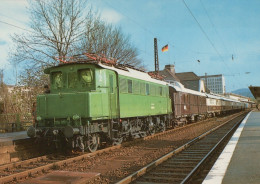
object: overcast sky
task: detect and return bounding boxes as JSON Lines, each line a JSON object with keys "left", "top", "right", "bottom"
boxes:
{"left": 0, "top": 0, "right": 260, "bottom": 92}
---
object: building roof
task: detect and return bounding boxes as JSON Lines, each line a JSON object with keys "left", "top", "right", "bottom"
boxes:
{"left": 158, "top": 69, "right": 180, "bottom": 82}
{"left": 199, "top": 74, "right": 223, "bottom": 78}
{"left": 176, "top": 72, "right": 200, "bottom": 81}
{"left": 249, "top": 86, "right": 260, "bottom": 100}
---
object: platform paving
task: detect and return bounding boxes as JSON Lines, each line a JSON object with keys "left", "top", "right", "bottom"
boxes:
{"left": 0, "top": 131, "right": 28, "bottom": 143}
{"left": 203, "top": 111, "right": 260, "bottom": 184}
{"left": 0, "top": 131, "right": 30, "bottom": 165}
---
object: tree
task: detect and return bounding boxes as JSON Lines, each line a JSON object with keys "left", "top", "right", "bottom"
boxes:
{"left": 81, "top": 13, "right": 141, "bottom": 65}
{"left": 10, "top": 0, "right": 87, "bottom": 68}
{"left": 10, "top": 0, "right": 141, "bottom": 69}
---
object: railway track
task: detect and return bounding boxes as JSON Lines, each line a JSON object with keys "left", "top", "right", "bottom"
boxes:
{"left": 116, "top": 112, "right": 248, "bottom": 184}
{"left": 0, "top": 145, "right": 122, "bottom": 184}
{"left": 0, "top": 111, "right": 246, "bottom": 184}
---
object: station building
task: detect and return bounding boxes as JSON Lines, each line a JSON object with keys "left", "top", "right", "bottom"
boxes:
{"left": 200, "top": 74, "right": 225, "bottom": 94}
{"left": 156, "top": 65, "right": 207, "bottom": 93}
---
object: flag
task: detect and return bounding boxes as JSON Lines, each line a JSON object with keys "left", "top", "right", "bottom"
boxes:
{"left": 162, "top": 44, "right": 169, "bottom": 52}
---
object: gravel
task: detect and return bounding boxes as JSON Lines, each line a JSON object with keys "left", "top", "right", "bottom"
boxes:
{"left": 58, "top": 113, "right": 242, "bottom": 183}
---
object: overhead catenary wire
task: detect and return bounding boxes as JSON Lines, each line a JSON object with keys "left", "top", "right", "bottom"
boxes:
{"left": 181, "top": 0, "right": 245, "bottom": 90}
{"left": 199, "top": 0, "right": 239, "bottom": 87}
{"left": 102, "top": 0, "right": 203, "bottom": 57}
{"left": 199, "top": 0, "right": 232, "bottom": 56}
{"left": 0, "top": 20, "right": 34, "bottom": 33}
{"left": 182, "top": 0, "right": 226, "bottom": 64}
{"left": 0, "top": 19, "right": 70, "bottom": 45}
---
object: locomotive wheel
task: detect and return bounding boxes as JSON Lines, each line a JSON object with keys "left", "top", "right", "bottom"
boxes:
{"left": 160, "top": 120, "right": 166, "bottom": 132}
{"left": 87, "top": 134, "right": 99, "bottom": 153}
{"left": 112, "top": 137, "right": 123, "bottom": 146}
{"left": 148, "top": 129, "right": 155, "bottom": 135}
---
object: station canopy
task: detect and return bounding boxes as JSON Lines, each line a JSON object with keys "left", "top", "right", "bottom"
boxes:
{"left": 249, "top": 86, "right": 260, "bottom": 102}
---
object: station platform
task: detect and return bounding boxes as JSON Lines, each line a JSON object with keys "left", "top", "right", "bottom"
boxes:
{"left": 203, "top": 111, "right": 260, "bottom": 184}
{"left": 0, "top": 131, "right": 32, "bottom": 165}
{"left": 0, "top": 131, "right": 28, "bottom": 144}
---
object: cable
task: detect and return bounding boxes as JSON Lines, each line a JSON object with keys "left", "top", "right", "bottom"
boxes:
{"left": 0, "top": 20, "right": 34, "bottom": 33}
{"left": 182, "top": 0, "right": 226, "bottom": 64}
{"left": 182, "top": 0, "right": 246, "bottom": 91}
{"left": 0, "top": 13, "right": 28, "bottom": 25}
{"left": 102, "top": 0, "right": 205, "bottom": 56}
{"left": 199, "top": 0, "right": 232, "bottom": 56}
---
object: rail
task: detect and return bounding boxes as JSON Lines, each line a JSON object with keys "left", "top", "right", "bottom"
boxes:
{"left": 116, "top": 112, "right": 248, "bottom": 184}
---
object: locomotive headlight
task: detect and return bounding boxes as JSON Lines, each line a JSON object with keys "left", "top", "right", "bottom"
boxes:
{"left": 36, "top": 116, "right": 42, "bottom": 121}
{"left": 73, "top": 114, "right": 80, "bottom": 120}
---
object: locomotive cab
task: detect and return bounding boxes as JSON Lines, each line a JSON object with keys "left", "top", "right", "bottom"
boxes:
{"left": 29, "top": 63, "right": 118, "bottom": 152}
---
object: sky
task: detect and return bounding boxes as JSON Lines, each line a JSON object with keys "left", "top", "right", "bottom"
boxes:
{"left": 0, "top": 0, "right": 260, "bottom": 92}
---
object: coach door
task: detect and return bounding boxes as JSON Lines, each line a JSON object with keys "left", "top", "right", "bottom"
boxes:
{"left": 108, "top": 71, "right": 119, "bottom": 119}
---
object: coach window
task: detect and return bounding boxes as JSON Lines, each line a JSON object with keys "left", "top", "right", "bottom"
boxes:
{"left": 146, "top": 83, "right": 150, "bottom": 95}
{"left": 128, "top": 79, "right": 133, "bottom": 93}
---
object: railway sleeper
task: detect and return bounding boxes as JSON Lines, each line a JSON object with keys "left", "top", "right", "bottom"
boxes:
{"left": 148, "top": 172, "right": 189, "bottom": 177}
{"left": 139, "top": 175, "right": 182, "bottom": 183}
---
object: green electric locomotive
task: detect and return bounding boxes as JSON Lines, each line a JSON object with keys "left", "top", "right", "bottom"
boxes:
{"left": 27, "top": 58, "right": 172, "bottom": 152}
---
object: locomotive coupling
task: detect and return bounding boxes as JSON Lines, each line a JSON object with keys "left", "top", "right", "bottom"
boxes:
{"left": 27, "top": 126, "right": 41, "bottom": 138}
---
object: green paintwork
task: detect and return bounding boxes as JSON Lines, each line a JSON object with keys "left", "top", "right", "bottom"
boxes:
{"left": 118, "top": 75, "right": 172, "bottom": 118}
{"left": 37, "top": 63, "right": 172, "bottom": 128}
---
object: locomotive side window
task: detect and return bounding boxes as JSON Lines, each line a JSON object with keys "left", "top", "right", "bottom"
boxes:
{"left": 128, "top": 79, "right": 133, "bottom": 93}
{"left": 119, "top": 78, "right": 127, "bottom": 93}
{"left": 140, "top": 82, "right": 145, "bottom": 95}
{"left": 79, "top": 69, "right": 93, "bottom": 84}
{"left": 159, "top": 87, "right": 163, "bottom": 96}
{"left": 109, "top": 75, "right": 114, "bottom": 93}
{"left": 146, "top": 83, "right": 150, "bottom": 95}
{"left": 52, "top": 72, "right": 63, "bottom": 89}
{"left": 150, "top": 85, "right": 156, "bottom": 96}
{"left": 134, "top": 80, "right": 140, "bottom": 94}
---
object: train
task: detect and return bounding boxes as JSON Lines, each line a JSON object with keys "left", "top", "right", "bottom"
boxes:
{"left": 27, "top": 54, "right": 251, "bottom": 152}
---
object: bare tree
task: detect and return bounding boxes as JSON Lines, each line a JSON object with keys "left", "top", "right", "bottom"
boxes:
{"left": 10, "top": 0, "right": 87, "bottom": 68}
{"left": 10, "top": 0, "right": 141, "bottom": 68}
{"left": 81, "top": 13, "right": 141, "bottom": 65}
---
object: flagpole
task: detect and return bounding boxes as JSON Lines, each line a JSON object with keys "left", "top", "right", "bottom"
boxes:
{"left": 168, "top": 43, "right": 171, "bottom": 64}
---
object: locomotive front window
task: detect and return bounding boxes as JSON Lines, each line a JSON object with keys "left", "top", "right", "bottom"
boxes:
{"left": 68, "top": 72, "right": 77, "bottom": 88}
{"left": 52, "top": 72, "right": 63, "bottom": 89}
{"left": 79, "top": 69, "right": 93, "bottom": 84}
